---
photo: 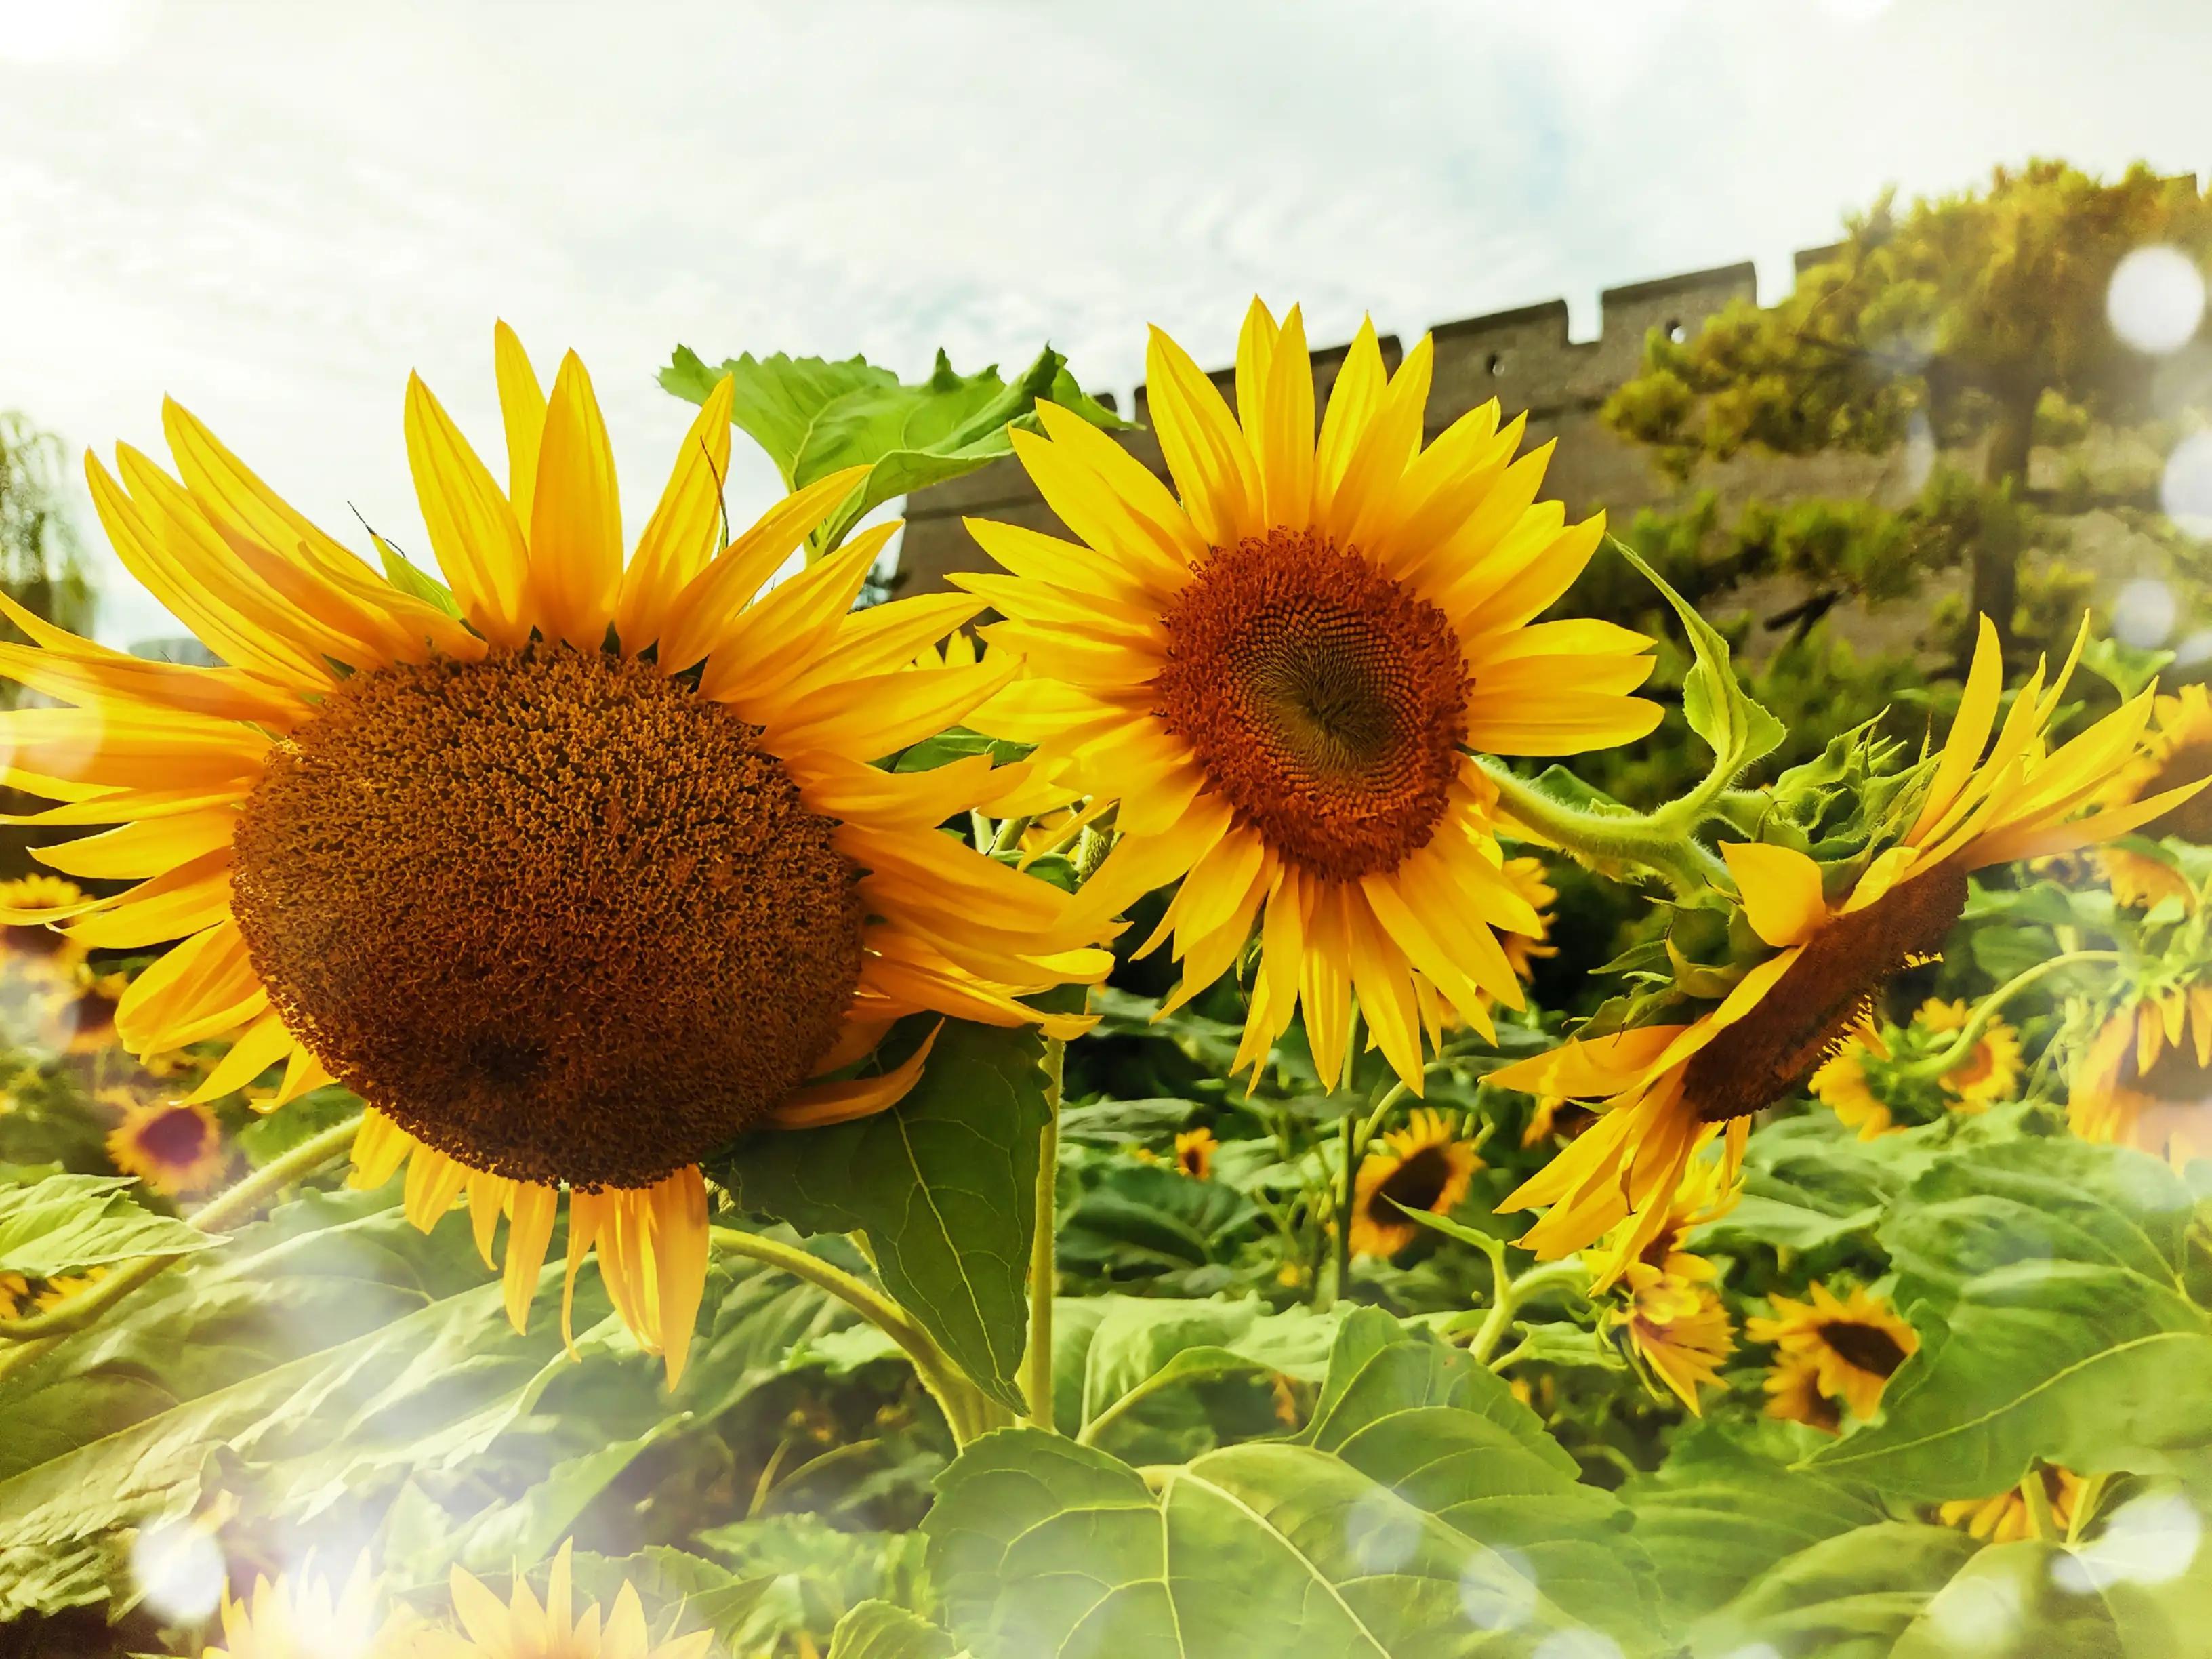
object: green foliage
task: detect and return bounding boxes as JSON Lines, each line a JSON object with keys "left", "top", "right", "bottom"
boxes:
{"left": 708, "top": 1020, "right": 1053, "bottom": 1414}
{"left": 0, "top": 1174, "right": 209, "bottom": 1279}
{"left": 660, "top": 344, "right": 1124, "bottom": 556}
{"left": 830, "top": 1599, "right": 959, "bottom": 1659}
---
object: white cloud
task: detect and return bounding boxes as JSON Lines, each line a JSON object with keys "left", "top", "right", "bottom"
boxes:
{"left": 0, "top": 0, "right": 2207, "bottom": 643}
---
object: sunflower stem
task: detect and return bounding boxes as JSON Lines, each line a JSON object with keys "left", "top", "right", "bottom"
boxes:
{"left": 1475, "top": 759, "right": 1729, "bottom": 900}
{"left": 0, "top": 1112, "right": 365, "bottom": 1350}
{"left": 1472, "top": 1254, "right": 1586, "bottom": 1368}
{"left": 708, "top": 1225, "right": 991, "bottom": 1446}
{"left": 1891, "top": 951, "right": 2118, "bottom": 1082}
{"left": 1022, "top": 1034, "right": 1067, "bottom": 1431}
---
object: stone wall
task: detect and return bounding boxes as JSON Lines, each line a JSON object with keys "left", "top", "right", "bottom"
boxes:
{"left": 893, "top": 245, "right": 1947, "bottom": 659}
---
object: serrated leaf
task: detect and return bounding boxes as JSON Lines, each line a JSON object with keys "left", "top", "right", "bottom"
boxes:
{"left": 0, "top": 1173, "right": 210, "bottom": 1278}
{"left": 1613, "top": 535, "right": 1783, "bottom": 780}
{"left": 1059, "top": 1294, "right": 1343, "bottom": 1443}
{"left": 708, "top": 1020, "right": 1050, "bottom": 1413}
{"left": 1805, "top": 1138, "right": 2212, "bottom": 1499}
{"left": 661, "top": 344, "right": 1122, "bottom": 554}
{"left": 831, "top": 1600, "right": 960, "bottom": 1659}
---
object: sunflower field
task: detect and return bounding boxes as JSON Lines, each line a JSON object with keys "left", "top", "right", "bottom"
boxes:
{"left": 1, "top": 291, "right": 2209, "bottom": 1659}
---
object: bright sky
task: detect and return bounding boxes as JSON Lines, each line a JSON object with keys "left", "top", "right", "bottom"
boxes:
{"left": 1, "top": 0, "right": 2208, "bottom": 645}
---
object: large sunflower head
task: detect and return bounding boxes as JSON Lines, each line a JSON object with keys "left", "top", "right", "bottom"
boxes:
{"left": 104, "top": 1086, "right": 228, "bottom": 1197}
{"left": 961, "top": 300, "right": 1660, "bottom": 1095}
{"left": 1348, "top": 1107, "right": 1481, "bottom": 1258}
{"left": 407, "top": 1540, "right": 711, "bottom": 1659}
{"left": 0, "top": 326, "right": 1105, "bottom": 1380}
{"left": 2069, "top": 983, "right": 2212, "bottom": 1167}
{"left": 1494, "top": 618, "right": 2184, "bottom": 1267}
{"left": 1745, "top": 1281, "right": 1918, "bottom": 1425}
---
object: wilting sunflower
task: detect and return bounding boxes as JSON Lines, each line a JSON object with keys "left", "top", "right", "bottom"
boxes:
{"left": 1746, "top": 1281, "right": 1918, "bottom": 1428}
{"left": 203, "top": 1557, "right": 396, "bottom": 1659}
{"left": 1348, "top": 1107, "right": 1481, "bottom": 1257}
{"left": 1494, "top": 617, "right": 2193, "bottom": 1268}
{"left": 1173, "top": 1126, "right": 1218, "bottom": 1179}
{"left": 2070, "top": 981, "right": 2212, "bottom": 1166}
{"left": 1809, "top": 1021, "right": 1894, "bottom": 1139}
{"left": 1938, "top": 1466, "right": 2086, "bottom": 1544}
{"left": 409, "top": 1540, "right": 711, "bottom": 1659}
{"left": 0, "top": 327, "right": 1105, "bottom": 1380}
{"left": 1614, "top": 1261, "right": 1734, "bottom": 1415}
{"left": 1914, "top": 996, "right": 2022, "bottom": 1110}
{"left": 962, "top": 300, "right": 1660, "bottom": 1094}
{"left": 104, "top": 1088, "right": 228, "bottom": 1197}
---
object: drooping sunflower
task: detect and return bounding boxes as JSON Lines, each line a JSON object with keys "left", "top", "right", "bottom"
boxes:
{"left": 1938, "top": 1466, "right": 2085, "bottom": 1544}
{"left": 1614, "top": 1261, "right": 1734, "bottom": 1416}
{"left": 2070, "top": 981, "right": 2212, "bottom": 1167}
{"left": 1746, "top": 1281, "right": 1918, "bottom": 1427}
{"left": 1914, "top": 996, "right": 2022, "bottom": 1111}
{"left": 202, "top": 1557, "right": 398, "bottom": 1659}
{"left": 1493, "top": 617, "right": 2195, "bottom": 1269}
{"left": 962, "top": 300, "right": 1661, "bottom": 1094}
{"left": 104, "top": 1088, "right": 228, "bottom": 1196}
{"left": 0, "top": 327, "right": 1105, "bottom": 1380}
{"left": 408, "top": 1540, "right": 712, "bottom": 1659}
{"left": 1347, "top": 1107, "right": 1481, "bottom": 1257}
{"left": 1172, "top": 1125, "right": 1218, "bottom": 1179}
{"left": 1808, "top": 1020, "right": 1894, "bottom": 1139}
{"left": 2096, "top": 682, "right": 2212, "bottom": 904}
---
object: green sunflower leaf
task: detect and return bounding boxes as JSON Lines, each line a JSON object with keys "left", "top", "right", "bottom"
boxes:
{"left": 1804, "top": 1137, "right": 2212, "bottom": 1500}
{"left": 1611, "top": 535, "right": 1783, "bottom": 786}
{"left": 830, "top": 1600, "right": 960, "bottom": 1659}
{"left": 1686, "top": 1521, "right": 1978, "bottom": 1658}
{"left": 1890, "top": 1521, "right": 2212, "bottom": 1658}
{"left": 0, "top": 1173, "right": 211, "bottom": 1280}
{"left": 659, "top": 344, "right": 1126, "bottom": 556}
{"left": 708, "top": 1019, "right": 1052, "bottom": 1414}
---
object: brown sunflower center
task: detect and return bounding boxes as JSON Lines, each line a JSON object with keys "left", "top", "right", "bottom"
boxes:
{"left": 1153, "top": 529, "right": 1469, "bottom": 880}
{"left": 230, "top": 647, "right": 867, "bottom": 1190}
{"left": 1371, "top": 1144, "right": 1454, "bottom": 1218}
{"left": 2128, "top": 1033, "right": 2212, "bottom": 1104}
{"left": 2142, "top": 739, "right": 2212, "bottom": 843}
{"left": 1818, "top": 1318, "right": 1909, "bottom": 1378}
{"left": 137, "top": 1105, "right": 212, "bottom": 1167}
{"left": 1685, "top": 859, "right": 1971, "bottom": 1124}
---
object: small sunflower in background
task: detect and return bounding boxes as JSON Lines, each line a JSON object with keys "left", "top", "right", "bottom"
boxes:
{"left": 963, "top": 298, "right": 1660, "bottom": 1097}
{"left": 1594, "top": 1154, "right": 1739, "bottom": 1414}
{"left": 1495, "top": 854, "right": 1558, "bottom": 987}
{"left": 0, "top": 1271, "right": 27, "bottom": 1318}
{"left": 52, "top": 966, "right": 128, "bottom": 1057}
{"left": 1348, "top": 1108, "right": 1481, "bottom": 1258}
{"left": 0, "top": 876, "right": 90, "bottom": 985}
{"left": 1938, "top": 1466, "right": 2086, "bottom": 1544}
{"left": 103, "top": 1088, "right": 228, "bottom": 1197}
{"left": 201, "top": 1557, "right": 397, "bottom": 1659}
{"left": 32, "top": 1264, "right": 108, "bottom": 1311}
{"left": 1494, "top": 618, "right": 2191, "bottom": 1269}
{"left": 0, "top": 327, "right": 1107, "bottom": 1382}
{"left": 1172, "top": 1126, "right": 1218, "bottom": 1179}
{"left": 410, "top": 1540, "right": 712, "bottom": 1659}
{"left": 2069, "top": 979, "right": 2212, "bottom": 1167}
{"left": 1809, "top": 1021, "right": 1894, "bottom": 1139}
{"left": 1517, "top": 1094, "right": 1593, "bottom": 1149}
{"left": 1913, "top": 997, "right": 2022, "bottom": 1111}
{"left": 1747, "top": 1282, "right": 1918, "bottom": 1431}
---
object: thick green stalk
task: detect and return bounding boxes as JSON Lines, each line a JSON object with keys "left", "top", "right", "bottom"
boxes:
{"left": 709, "top": 1225, "right": 991, "bottom": 1444}
{"left": 0, "top": 1112, "right": 365, "bottom": 1347}
{"left": 1022, "top": 1034, "right": 1066, "bottom": 1431}
{"left": 1479, "top": 760, "right": 1729, "bottom": 899}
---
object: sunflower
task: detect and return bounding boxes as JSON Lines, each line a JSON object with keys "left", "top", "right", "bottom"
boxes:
{"left": 0, "top": 1271, "right": 26, "bottom": 1318}
{"left": 1761, "top": 1351, "right": 1841, "bottom": 1435}
{"left": 1347, "top": 1107, "right": 1481, "bottom": 1257}
{"left": 1172, "top": 1126, "right": 1218, "bottom": 1179}
{"left": 1517, "top": 1094, "right": 1593, "bottom": 1149}
{"left": 1746, "top": 1281, "right": 1918, "bottom": 1427}
{"left": 104, "top": 1088, "right": 228, "bottom": 1197}
{"left": 2070, "top": 982, "right": 2212, "bottom": 1166}
{"left": 1496, "top": 854, "right": 1558, "bottom": 985}
{"left": 0, "top": 327, "right": 1106, "bottom": 1381}
{"left": 2096, "top": 682, "right": 2212, "bottom": 910}
{"left": 54, "top": 966, "right": 127, "bottom": 1055}
{"left": 2099, "top": 846, "right": 2196, "bottom": 911}
{"left": 1493, "top": 617, "right": 2192, "bottom": 1269}
{"left": 1938, "top": 1467, "right": 2086, "bottom": 1544}
{"left": 409, "top": 1540, "right": 712, "bottom": 1659}
{"left": 0, "top": 874, "right": 89, "bottom": 987}
{"left": 961, "top": 300, "right": 1660, "bottom": 1096}
{"left": 1914, "top": 996, "right": 2022, "bottom": 1110}
{"left": 31, "top": 1265, "right": 106, "bottom": 1311}
{"left": 203, "top": 1557, "right": 396, "bottom": 1659}
{"left": 1614, "top": 1261, "right": 1733, "bottom": 1415}
{"left": 1809, "top": 1021, "right": 1894, "bottom": 1139}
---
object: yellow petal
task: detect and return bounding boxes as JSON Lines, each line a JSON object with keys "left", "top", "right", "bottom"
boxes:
{"left": 493, "top": 321, "right": 548, "bottom": 528}
{"left": 403, "top": 371, "right": 533, "bottom": 647}
{"left": 617, "top": 373, "right": 736, "bottom": 653}
{"left": 1721, "top": 842, "right": 1830, "bottom": 949}
{"left": 527, "top": 351, "right": 624, "bottom": 649}
{"left": 1144, "top": 324, "right": 1258, "bottom": 547}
